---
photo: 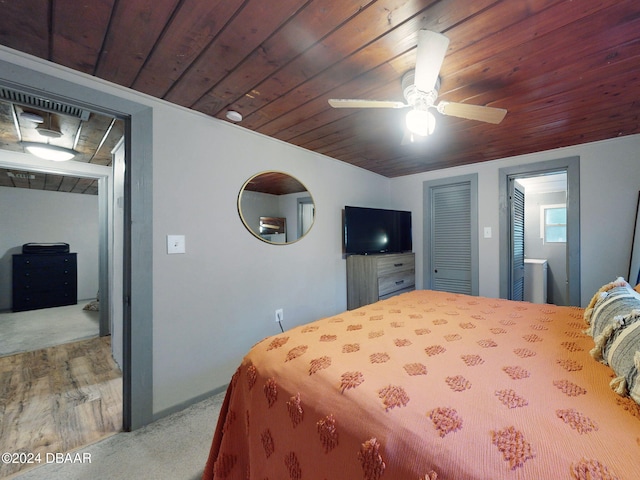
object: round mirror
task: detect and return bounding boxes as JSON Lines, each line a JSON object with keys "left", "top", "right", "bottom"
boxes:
{"left": 238, "top": 171, "right": 315, "bottom": 244}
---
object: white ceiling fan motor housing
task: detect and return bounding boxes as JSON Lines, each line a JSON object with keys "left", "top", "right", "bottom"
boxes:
{"left": 402, "top": 70, "right": 439, "bottom": 111}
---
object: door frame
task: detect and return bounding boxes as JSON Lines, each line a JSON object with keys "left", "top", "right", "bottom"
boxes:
{"left": 0, "top": 51, "right": 154, "bottom": 430}
{"left": 499, "top": 157, "right": 580, "bottom": 306}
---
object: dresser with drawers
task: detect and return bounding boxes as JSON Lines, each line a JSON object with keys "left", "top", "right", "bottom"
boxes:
{"left": 12, "top": 253, "right": 78, "bottom": 312}
{"left": 346, "top": 252, "right": 415, "bottom": 310}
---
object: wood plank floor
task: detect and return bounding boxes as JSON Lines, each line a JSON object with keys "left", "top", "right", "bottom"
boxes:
{"left": 0, "top": 336, "right": 122, "bottom": 478}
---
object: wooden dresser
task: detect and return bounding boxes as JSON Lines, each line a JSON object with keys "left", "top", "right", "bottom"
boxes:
{"left": 347, "top": 252, "right": 415, "bottom": 310}
{"left": 12, "top": 253, "right": 78, "bottom": 312}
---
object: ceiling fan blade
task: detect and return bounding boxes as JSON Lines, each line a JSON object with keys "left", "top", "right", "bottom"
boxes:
{"left": 414, "top": 30, "right": 449, "bottom": 92}
{"left": 438, "top": 102, "right": 507, "bottom": 124}
{"left": 328, "top": 99, "right": 407, "bottom": 109}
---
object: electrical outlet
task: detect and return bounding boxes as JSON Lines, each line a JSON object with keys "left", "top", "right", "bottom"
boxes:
{"left": 275, "top": 308, "right": 283, "bottom": 323}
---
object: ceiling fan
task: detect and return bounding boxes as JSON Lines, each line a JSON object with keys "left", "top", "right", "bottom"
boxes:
{"left": 328, "top": 30, "right": 507, "bottom": 139}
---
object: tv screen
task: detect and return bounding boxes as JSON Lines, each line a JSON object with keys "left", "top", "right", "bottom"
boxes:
{"left": 344, "top": 206, "right": 412, "bottom": 255}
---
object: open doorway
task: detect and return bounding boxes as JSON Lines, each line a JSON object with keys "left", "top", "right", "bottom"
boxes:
{"left": 0, "top": 150, "right": 118, "bottom": 353}
{"left": 0, "top": 150, "right": 125, "bottom": 477}
{"left": 0, "top": 52, "right": 155, "bottom": 430}
{"left": 1, "top": 56, "right": 155, "bottom": 436}
{"left": 499, "top": 157, "right": 581, "bottom": 306}
{"left": 0, "top": 86, "right": 122, "bottom": 344}
{"left": 517, "top": 172, "right": 568, "bottom": 305}
{"left": 0, "top": 172, "right": 103, "bottom": 354}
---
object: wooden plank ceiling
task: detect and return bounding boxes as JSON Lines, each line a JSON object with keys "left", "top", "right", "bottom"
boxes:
{"left": 0, "top": 97, "right": 124, "bottom": 195}
{"left": 0, "top": 0, "right": 638, "bottom": 185}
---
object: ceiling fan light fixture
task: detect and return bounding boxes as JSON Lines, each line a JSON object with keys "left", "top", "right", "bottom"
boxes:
{"left": 406, "top": 109, "right": 436, "bottom": 137}
{"left": 22, "top": 142, "right": 77, "bottom": 161}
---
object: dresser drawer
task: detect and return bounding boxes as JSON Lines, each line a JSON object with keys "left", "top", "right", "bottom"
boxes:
{"left": 376, "top": 253, "right": 415, "bottom": 276}
{"left": 13, "top": 254, "right": 75, "bottom": 269}
{"left": 347, "top": 252, "right": 415, "bottom": 310}
{"left": 378, "top": 270, "right": 415, "bottom": 297}
{"left": 13, "top": 289, "right": 77, "bottom": 312}
{"left": 13, "top": 266, "right": 76, "bottom": 290}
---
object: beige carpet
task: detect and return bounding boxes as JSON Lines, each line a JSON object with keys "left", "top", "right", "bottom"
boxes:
{"left": 10, "top": 391, "right": 226, "bottom": 480}
{"left": 0, "top": 301, "right": 99, "bottom": 356}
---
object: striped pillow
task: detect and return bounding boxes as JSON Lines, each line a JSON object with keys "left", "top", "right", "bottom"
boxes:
{"left": 584, "top": 278, "right": 628, "bottom": 325}
{"left": 585, "top": 278, "right": 640, "bottom": 404}
{"left": 584, "top": 279, "right": 640, "bottom": 346}
{"left": 600, "top": 311, "right": 640, "bottom": 402}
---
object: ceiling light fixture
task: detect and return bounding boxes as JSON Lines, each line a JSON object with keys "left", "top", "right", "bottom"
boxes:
{"left": 405, "top": 109, "right": 436, "bottom": 137}
{"left": 21, "top": 142, "right": 77, "bottom": 161}
{"left": 226, "top": 110, "right": 242, "bottom": 122}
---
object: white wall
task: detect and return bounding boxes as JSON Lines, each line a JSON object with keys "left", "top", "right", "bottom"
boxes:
{"left": 0, "top": 186, "right": 99, "bottom": 310}
{"left": 389, "top": 134, "right": 640, "bottom": 306}
{"left": 150, "top": 105, "right": 390, "bottom": 412}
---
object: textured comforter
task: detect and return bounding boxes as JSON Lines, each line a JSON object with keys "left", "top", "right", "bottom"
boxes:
{"left": 203, "top": 290, "right": 640, "bottom": 479}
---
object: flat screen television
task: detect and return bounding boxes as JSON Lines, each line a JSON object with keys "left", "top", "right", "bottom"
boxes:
{"left": 344, "top": 206, "right": 412, "bottom": 255}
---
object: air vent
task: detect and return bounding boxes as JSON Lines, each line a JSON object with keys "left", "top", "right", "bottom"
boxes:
{"left": 0, "top": 87, "right": 91, "bottom": 121}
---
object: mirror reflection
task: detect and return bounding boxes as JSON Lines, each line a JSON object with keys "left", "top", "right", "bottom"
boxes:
{"left": 238, "top": 171, "right": 315, "bottom": 244}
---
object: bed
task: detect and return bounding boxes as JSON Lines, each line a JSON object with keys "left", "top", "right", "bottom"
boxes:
{"left": 203, "top": 281, "right": 640, "bottom": 479}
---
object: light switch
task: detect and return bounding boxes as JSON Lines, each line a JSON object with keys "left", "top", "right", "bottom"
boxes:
{"left": 167, "top": 235, "right": 186, "bottom": 254}
{"left": 483, "top": 227, "right": 492, "bottom": 238}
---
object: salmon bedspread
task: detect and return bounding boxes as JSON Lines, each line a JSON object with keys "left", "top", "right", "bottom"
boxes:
{"left": 203, "top": 289, "right": 640, "bottom": 479}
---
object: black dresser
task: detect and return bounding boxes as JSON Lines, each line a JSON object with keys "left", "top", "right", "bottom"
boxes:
{"left": 12, "top": 253, "right": 78, "bottom": 312}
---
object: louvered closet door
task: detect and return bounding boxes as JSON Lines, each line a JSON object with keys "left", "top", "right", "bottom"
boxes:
{"left": 430, "top": 182, "right": 472, "bottom": 294}
{"left": 510, "top": 180, "right": 525, "bottom": 301}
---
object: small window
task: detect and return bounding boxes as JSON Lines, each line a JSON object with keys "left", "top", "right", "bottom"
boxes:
{"left": 541, "top": 204, "right": 566, "bottom": 243}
